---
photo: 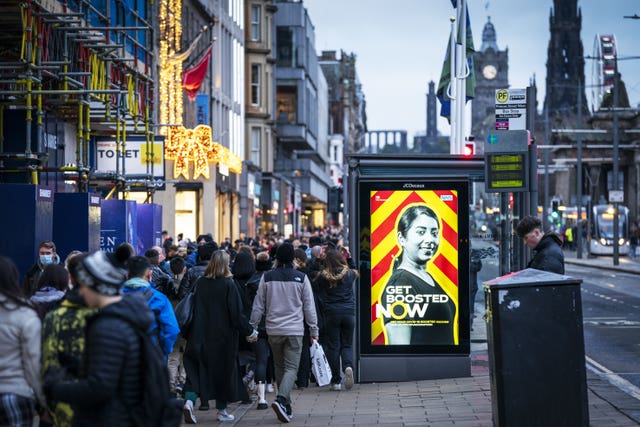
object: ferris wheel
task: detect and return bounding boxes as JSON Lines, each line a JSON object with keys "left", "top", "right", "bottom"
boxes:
{"left": 591, "top": 34, "right": 618, "bottom": 111}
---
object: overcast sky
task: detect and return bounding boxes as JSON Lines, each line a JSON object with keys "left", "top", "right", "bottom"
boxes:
{"left": 303, "top": 0, "right": 640, "bottom": 140}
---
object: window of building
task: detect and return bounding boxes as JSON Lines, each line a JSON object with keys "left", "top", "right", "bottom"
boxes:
{"left": 251, "top": 127, "right": 261, "bottom": 167}
{"left": 251, "top": 64, "right": 261, "bottom": 106}
{"left": 251, "top": 5, "right": 261, "bottom": 41}
{"left": 276, "top": 26, "right": 295, "bottom": 67}
{"left": 276, "top": 85, "right": 297, "bottom": 123}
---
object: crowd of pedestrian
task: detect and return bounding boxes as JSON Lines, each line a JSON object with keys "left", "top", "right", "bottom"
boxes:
{"left": 0, "top": 228, "right": 358, "bottom": 426}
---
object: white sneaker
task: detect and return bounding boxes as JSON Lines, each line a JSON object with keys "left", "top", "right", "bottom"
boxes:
{"left": 330, "top": 383, "right": 341, "bottom": 391}
{"left": 344, "top": 366, "right": 354, "bottom": 390}
{"left": 266, "top": 383, "right": 275, "bottom": 393}
{"left": 183, "top": 400, "right": 197, "bottom": 424}
{"left": 217, "top": 410, "right": 235, "bottom": 422}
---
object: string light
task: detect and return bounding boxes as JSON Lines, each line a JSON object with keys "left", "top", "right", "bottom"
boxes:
{"left": 158, "top": 0, "right": 241, "bottom": 180}
{"left": 165, "top": 125, "right": 242, "bottom": 179}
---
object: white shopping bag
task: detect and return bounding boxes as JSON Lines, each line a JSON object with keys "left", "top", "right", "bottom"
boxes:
{"left": 310, "top": 340, "right": 332, "bottom": 387}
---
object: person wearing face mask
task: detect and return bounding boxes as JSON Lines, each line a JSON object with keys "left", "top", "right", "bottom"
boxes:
{"left": 24, "top": 241, "right": 61, "bottom": 298}
{"left": 381, "top": 205, "right": 456, "bottom": 346}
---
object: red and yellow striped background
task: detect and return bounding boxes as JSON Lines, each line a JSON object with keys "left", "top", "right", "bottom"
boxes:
{"left": 370, "top": 190, "right": 459, "bottom": 345}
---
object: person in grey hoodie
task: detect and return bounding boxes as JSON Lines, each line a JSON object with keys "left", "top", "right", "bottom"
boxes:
{"left": 249, "top": 243, "right": 318, "bottom": 424}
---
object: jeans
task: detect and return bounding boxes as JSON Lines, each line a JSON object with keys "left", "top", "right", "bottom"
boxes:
{"left": 268, "top": 335, "right": 303, "bottom": 405}
{"left": 168, "top": 336, "right": 186, "bottom": 392}
{"left": 323, "top": 314, "right": 355, "bottom": 385}
{"left": 254, "top": 337, "right": 272, "bottom": 383}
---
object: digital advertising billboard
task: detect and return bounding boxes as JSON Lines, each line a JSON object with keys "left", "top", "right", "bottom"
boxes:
{"left": 358, "top": 180, "right": 470, "bottom": 356}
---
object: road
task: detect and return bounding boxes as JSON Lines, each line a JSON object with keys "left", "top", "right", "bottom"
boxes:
{"left": 566, "top": 263, "right": 640, "bottom": 396}
{"left": 471, "top": 240, "right": 640, "bottom": 399}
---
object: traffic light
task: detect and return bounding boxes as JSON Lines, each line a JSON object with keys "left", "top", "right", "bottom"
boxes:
{"left": 328, "top": 186, "right": 342, "bottom": 213}
{"left": 551, "top": 200, "right": 560, "bottom": 220}
{"left": 463, "top": 142, "right": 475, "bottom": 156}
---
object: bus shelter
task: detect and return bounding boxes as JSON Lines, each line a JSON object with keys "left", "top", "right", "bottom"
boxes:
{"left": 348, "top": 154, "right": 485, "bottom": 382}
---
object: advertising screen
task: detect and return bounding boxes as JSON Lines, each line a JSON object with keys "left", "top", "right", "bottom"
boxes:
{"left": 358, "top": 180, "right": 469, "bottom": 355}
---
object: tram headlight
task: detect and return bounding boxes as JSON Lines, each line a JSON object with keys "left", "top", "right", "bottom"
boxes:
{"left": 619, "top": 238, "right": 626, "bottom": 245}
{"left": 599, "top": 238, "right": 607, "bottom": 246}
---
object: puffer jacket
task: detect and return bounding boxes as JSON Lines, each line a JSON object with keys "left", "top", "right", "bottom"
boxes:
{"left": 528, "top": 232, "right": 565, "bottom": 274}
{"left": 49, "top": 294, "right": 153, "bottom": 427}
{"left": 0, "top": 294, "right": 45, "bottom": 407}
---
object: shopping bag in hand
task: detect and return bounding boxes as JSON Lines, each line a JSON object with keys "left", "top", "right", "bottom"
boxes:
{"left": 310, "top": 340, "right": 332, "bottom": 387}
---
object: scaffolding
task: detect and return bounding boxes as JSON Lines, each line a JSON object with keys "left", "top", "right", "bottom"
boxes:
{"left": 0, "top": 0, "right": 157, "bottom": 199}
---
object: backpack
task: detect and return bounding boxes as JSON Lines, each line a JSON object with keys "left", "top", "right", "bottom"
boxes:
{"left": 112, "top": 314, "right": 183, "bottom": 427}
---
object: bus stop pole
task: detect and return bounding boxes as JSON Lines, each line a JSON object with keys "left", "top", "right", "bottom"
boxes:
{"left": 500, "top": 193, "right": 511, "bottom": 275}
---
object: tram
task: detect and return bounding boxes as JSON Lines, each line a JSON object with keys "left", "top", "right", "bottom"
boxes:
{"left": 589, "top": 204, "right": 630, "bottom": 256}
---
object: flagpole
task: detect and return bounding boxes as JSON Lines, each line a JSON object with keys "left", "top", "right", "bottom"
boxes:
{"left": 448, "top": 16, "right": 457, "bottom": 155}
{"left": 456, "top": 0, "right": 467, "bottom": 155}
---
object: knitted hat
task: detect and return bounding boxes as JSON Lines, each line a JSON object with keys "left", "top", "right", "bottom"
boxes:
{"left": 276, "top": 243, "right": 295, "bottom": 264}
{"left": 76, "top": 251, "right": 127, "bottom": 296}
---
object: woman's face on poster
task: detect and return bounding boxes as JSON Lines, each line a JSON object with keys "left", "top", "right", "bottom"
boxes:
{"left": 399, "top": 213, "right": 439, "bottom": 264}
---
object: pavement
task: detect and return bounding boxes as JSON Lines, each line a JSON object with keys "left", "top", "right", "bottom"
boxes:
{"left": 182, "top": 252, "right": 640, "bottom": 426}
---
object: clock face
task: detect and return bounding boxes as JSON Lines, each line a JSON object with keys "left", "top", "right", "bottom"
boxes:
{"left": 482, "top": 64, "right": 497, "bottom": 80}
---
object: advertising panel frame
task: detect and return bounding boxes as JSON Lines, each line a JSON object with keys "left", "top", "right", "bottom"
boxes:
{"left": 357, "top": 178, "right": 470, "bottom": 357}
{"left": 94, "top": 136, "right": 166, "bottom": 189}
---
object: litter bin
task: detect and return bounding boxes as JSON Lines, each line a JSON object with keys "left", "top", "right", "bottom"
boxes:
{"left": 484, "top": 268, "right": 588, "bottom": 427}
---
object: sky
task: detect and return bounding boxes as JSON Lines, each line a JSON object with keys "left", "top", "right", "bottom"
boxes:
{"left": 303, "top": 0, "right": 640, "bottom": 141}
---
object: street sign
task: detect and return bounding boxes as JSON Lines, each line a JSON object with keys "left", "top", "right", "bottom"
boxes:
{"left": 495, "top": 88, "right": 527, "bottom": 131}
{"left": 609, "top": 190, "right": 624, "bottom": 203}
{"left": 484, "top": 130, "right": 530, "bottom": 192}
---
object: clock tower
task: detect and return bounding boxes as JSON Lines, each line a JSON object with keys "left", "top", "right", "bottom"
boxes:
{"left": 472, "top": 17, "right": 509, "bottom": 152}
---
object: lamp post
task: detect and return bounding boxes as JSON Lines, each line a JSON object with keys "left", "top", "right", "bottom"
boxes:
{"left": 612, "top": 69, "right": 620, "bottom": 265}
{"left": 576, "top": 80, "right": 584, "bottom": 259}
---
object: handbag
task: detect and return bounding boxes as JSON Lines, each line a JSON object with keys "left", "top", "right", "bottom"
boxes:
{"left": 310, "top": 340, "right": 332, "bottom": 387}
{"left": 174, "top": 282, "right": 198, "bottom": 335}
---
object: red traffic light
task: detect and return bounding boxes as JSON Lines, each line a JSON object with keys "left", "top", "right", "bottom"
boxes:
{"left": 463, "top": 142, "right": 475, "bottom": 156}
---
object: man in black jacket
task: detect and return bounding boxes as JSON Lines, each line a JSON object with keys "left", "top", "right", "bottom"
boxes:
{"left": 515, "top": 215, "right": 565, "bottom": 274}
{"left": 45, "top": 250, "right": 154, "bottom": 426}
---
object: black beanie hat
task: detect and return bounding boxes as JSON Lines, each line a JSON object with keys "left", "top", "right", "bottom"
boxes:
{"left": 276, "top": 243, "right": 295, "bottom": 264}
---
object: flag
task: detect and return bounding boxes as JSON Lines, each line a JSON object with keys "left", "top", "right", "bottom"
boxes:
{"left": 436, "top": 0, "right": 476, "bottom": 121}
{"left": 182, "top": 46, "right": 213, "bottom": 101}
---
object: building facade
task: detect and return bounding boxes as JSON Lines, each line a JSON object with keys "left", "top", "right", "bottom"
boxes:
{"left": 319, "top": 49, "right": 367, "bottom": 223}
{"left": 243, "top": 0, "right": 277, "bottom": 238}
{"left": 539, "top": 0, "right": 640, "bottom": 223}
{"left": 154, "top": 0, "right": 246, "bottom": 243}
{"left": 272, "top": 0, "right": 332, "bottom": 234}
{"left": 472, "top": 17, "right": 509, "bottom": 153}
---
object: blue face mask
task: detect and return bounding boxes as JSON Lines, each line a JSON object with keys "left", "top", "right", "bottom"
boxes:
{"left": 40, "top": 254, "right": 54, "bottom": 265}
